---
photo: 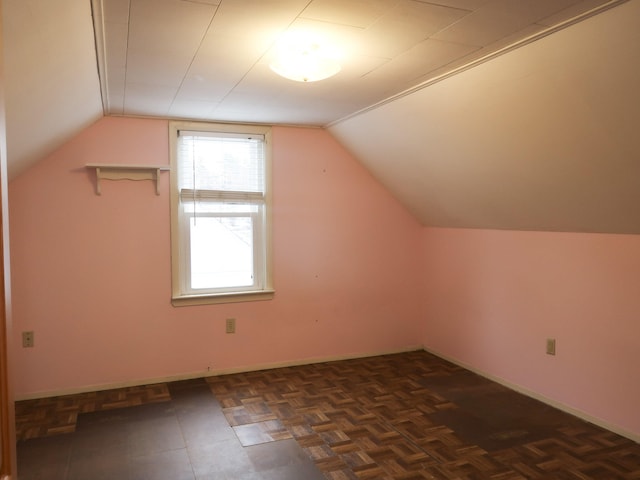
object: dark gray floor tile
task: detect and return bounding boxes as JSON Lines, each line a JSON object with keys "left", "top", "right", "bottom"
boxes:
{"left": 179, "top": 411, "right": 237, "bottom": 446}
{"left": 173, "top": 395, "right": 221, "bottom": 417}
{"left": 167, "top": 378, "right": 209, "bottom": 396}
{"left": 127, "top": 415, "right": 186, "bottom": 457}
{"left": 71, "top": 422, "right": 128, "bottom": 456}
{"left": 245, "top": 438, "right": 312, "bottom": 471}
{"left": 187, "top": 439, "right": 255, "bottom": 478}
{"left": 259, "top": 462, "right": 326, "bottom": 480}
{"left": 67, "top": 449, "right": 130, "bottom": 480}
{"left": 128, "top": 448, "right": 195, "bottom": 480}
{"left": 16, "top": 462, "right": 69, "bottom": 480}
{"left": 17, "top": 435, "right": 73, "bottom": 480}
{"left": 171, "top": 383, "right": 219, "bottom": 404}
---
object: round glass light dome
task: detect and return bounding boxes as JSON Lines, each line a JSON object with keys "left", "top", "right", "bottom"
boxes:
{"left": 270, "top": 34, "right": 342, "bottom": 82}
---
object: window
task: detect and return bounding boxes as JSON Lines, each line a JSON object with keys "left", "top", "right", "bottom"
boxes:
{"left": 170, "top": 122, "right": 273, "bottom": 306}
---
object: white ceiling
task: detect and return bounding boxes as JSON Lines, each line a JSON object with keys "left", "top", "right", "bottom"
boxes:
{"left": 3, "top": 0, "right": 639, "bottom": 233}
{"left": 93, "top": 0, "right": 617, "bottom": 125}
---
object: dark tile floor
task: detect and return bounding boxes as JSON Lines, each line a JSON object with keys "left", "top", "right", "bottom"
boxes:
{"left": 16, "top": 351, "right": 640, "bottom": 479}
{"left": 17, "top": 378, "right": 325, "bottom": 479}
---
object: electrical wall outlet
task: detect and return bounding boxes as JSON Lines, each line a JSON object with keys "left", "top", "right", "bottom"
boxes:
{"left": 546, "top": 338, "right": 556, "bottom": 356}
{"left": 22, "top": 331, "right": 34, "bottom": 348}
{"left": 226, "top": 318, "right": 236, "bottom": 334}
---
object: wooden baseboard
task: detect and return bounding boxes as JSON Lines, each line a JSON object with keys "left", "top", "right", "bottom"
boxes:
{"left": 15, "top": 345, "right": 424, "bottom": 401}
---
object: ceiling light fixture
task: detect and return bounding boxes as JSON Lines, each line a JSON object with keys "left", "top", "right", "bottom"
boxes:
{"left": 269, "top": 33, "right": 342, "bottom": 82}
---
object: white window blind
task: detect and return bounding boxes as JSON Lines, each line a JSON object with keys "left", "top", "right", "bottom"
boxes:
{"left": 177, "top": 131, "right": 265, "bottom": 195}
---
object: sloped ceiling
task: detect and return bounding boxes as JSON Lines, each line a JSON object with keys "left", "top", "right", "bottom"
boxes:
{"left": 3, "top": 0, "right": 103, "bottom": 179}
{"left": 329, "top": 0, "right": 640, "bottom": 233}
{"left": 2, "top": 0, "right": 639, "bottom": 234}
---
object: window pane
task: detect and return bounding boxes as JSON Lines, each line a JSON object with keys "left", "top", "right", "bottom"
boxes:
{"left": 190, "top": 216, "right": 254, "bottom": 289}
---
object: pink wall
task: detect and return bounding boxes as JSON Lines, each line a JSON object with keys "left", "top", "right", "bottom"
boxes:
{"left": 8, "top": 116, "right": 424, "bottom": 397}
{"left": 422, "top": 227, "right": 640, "bottom": 438}
{"left": 10, "top": 116, "right": 640, "bottom": 439}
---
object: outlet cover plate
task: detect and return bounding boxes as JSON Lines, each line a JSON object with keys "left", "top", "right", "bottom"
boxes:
{"left": 546, "top": 338, "right": 556, "bottom": 355}
{"left": 22, "top": 331, "right": 34, "bottom": 348}
{"left": 226, "top": 318, "right": 236, "bottom": 334}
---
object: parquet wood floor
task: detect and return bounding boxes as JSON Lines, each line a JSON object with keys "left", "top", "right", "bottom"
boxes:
{"left": 16, "top": 350, "right": 640, "bottom": 479}
{"left": 16, "top": 383, "right": 170, "bottom": 440}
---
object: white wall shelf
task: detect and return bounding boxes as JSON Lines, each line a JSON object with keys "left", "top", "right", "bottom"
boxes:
{"left": 86, "top": 164, "right": 170, "bottom": 195}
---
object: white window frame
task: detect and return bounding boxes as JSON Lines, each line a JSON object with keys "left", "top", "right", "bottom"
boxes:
{"left": 169, "top": 121, "right": 274, "bottom": 306}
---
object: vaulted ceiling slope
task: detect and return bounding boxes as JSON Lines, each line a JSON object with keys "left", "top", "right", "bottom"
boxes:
{"left": 330, "top": 0, "right": 640, "bottom": 233}
{"left": 3, "top": 1, "right": 639, "bottom": 234}
{"left": 3, "top": 0, "right": 103, "bottom": 179}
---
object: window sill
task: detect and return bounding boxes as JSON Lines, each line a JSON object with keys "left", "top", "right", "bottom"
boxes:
{"left": 171, "top": 290, "right": 275, "bottom": 306}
